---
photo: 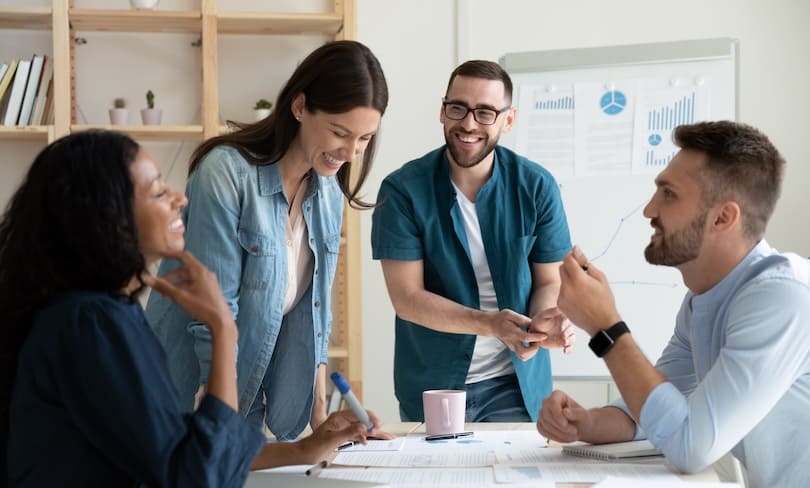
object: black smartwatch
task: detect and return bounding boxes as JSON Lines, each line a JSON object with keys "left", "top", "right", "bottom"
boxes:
{"left": 588, "top": 321, "right": 630, "bottom": 358}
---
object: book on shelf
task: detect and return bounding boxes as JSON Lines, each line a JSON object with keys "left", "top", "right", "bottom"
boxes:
{"left": 17, "top": 54, "right": 45, "bottom": 126}
{"left": 0, "top": 64, "right": 8, "bottom": 86}
{"left": 562, "top": 440, "right": 662, "bottom": 460}
{"left": 2, "top": 57, "right": 31, "bottom": 126}
{"left": 29, "top": 56, "right": 52, "bottom": 126}
{"left": 0, "top": 59, "right": 20, "bottom": 121}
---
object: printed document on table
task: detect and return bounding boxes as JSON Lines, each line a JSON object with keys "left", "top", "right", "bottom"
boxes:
{"left": 494, "top": 463, "right": 679, "bottom": 483}
{"left": 593, "top": 476, "right": 738, "bottom": 487}
{"left": 337, "top": 437, "right": 406, "bottom": 452}
{"left": 321, "top": 467, "right": 551, "bottom": 488}
{"left": 334, "top": 430, "right": 543, "bottom": 467}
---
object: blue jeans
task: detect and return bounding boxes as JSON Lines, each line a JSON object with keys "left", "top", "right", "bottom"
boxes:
{"left": 399, "top": 374, "right": 531, "bottom": 422}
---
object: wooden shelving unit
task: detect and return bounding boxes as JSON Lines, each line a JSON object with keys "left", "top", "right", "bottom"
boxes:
{"left": 0, "top": 0, "right": 364, "bottom": 400}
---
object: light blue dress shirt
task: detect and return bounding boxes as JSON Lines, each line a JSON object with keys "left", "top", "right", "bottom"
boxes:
{"left": 146, "top": 146, "right": 344, "bottom": 440}
{"left": 615, "top": 240, "right": 810, "bottom": 487}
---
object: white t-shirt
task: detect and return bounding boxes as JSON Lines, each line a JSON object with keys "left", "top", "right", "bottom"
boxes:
{"left": 451, "top": 182, "right": 514, "bottom": 384}
{"left": 282, "top": 175, "right": 314, "bottom": 315}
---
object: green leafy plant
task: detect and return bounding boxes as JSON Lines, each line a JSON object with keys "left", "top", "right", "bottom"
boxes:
{"left": 146, "top": 90, "right": 155, "bottom": 109}
{"left": 113, "top": 98, "right": 126, "bottom": 109}
{"left": 254, "top": 98, "right": 272, "bottom": 110}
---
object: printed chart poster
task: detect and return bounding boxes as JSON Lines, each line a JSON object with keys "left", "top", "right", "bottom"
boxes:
{"left": 632, "top": 78, "right": 710, "bottom": 174}
{"left": 514, "top": 84, "right": 575, "bottom": 180}
{"left": 573, "top": 81, "right": 637, "bottom": 177}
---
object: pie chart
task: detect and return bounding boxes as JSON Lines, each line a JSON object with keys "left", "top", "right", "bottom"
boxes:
{"left": 600, "top": 90, "right": 626, "bottom": 115}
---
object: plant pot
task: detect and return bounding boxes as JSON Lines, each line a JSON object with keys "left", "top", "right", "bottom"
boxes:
{"left": 108, "top": 108, "right": 129, "bottom": 125}
{"left": 254, "top": 108, "right": 271, "bottom": 121}
{"left": 129, "top": 0, "right": 159, "bottom": 9}
{"left": 140, "top": 108, "right": 162, "bottom": 125}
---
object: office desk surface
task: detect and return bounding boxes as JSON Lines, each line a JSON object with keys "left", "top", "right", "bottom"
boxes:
{"left": 320, "top": 422, "right": 722, "bottom": 486}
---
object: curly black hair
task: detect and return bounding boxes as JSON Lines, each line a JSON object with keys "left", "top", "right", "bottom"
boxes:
{"left": 0, "top": 130, "right": 147, "bottom": 446}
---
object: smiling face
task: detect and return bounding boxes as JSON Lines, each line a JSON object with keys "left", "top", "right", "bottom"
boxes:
{"left": 130, "top": 149, "right": 187, "bottom": 266}
{"left": 441, "top": 75, "right": 515, "bottom": 169}
{"left": 292, "top": 94, "right": 382, "bottom": 177}
{"left": 643, "top": 149, "right": 711, "bottom": 267}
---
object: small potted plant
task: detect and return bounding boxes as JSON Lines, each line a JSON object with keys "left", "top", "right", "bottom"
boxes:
{"left": 140, "top": 89, "right": 162, "bottom": 125}
{"left": 253, "top": 98, "right": 273, "bottom": 121}
{"left": 109, "top": 98, "right": 128, "bottom": 125}
{"left": 129, "top": 0, "right": 160, "bottom": 9}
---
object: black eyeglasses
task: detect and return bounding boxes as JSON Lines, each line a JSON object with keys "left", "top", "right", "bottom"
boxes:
{"left": 442, "top": 100, "right": 511, "bottom": 126}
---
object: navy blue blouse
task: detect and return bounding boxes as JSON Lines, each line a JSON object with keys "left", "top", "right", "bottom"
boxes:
{"left": 7, "top": 291, "right": 264, "bottom": 487}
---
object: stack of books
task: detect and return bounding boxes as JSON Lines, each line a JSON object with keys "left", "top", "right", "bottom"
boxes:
{"left": 0, "top": 53, "right": 55, "bottom": 127}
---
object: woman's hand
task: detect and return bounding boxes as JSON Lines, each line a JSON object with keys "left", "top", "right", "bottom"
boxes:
{"left": 144, "top": 251, "right": 235, "bottom": 337}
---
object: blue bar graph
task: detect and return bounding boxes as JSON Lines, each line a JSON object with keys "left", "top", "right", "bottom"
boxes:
{"left": 646, "top": 92, "right": 696, "bottom": 131}
{"left": 645, "top": 149, "right": 677, "bottom": 167}
{"left": 535, "top": 96, "right": 574, "bottom": 110}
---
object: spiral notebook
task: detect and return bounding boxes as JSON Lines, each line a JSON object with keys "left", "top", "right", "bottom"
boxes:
{"left": 562, "top": 440, "right": 662, "bottom": 460}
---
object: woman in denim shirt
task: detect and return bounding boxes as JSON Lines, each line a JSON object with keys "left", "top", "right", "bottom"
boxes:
{"left": 146, "top": 40, "right": 389, "bottom": 439}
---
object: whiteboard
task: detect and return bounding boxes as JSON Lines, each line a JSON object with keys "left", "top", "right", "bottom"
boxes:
{"left": 499, "top": 38, "right": 738, "bottom": 377}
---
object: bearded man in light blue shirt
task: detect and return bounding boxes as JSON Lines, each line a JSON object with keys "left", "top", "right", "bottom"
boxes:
{"left": 537, "top": 121, "right": 810, "bottom": 488}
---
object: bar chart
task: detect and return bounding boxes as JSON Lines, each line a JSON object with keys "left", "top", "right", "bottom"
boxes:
{"left": 646, "top": 92, "right": 696, "bottom": 130}
{"left": 534, "top": 95, "right": 574, "bottom": 110}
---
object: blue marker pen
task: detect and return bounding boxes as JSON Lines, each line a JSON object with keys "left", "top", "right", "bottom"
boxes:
{"left": 330, "top": 372, "right": 374, "bottom": 430}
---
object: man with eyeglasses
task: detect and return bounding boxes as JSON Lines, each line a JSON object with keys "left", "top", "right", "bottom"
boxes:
{"left": 371, "top": 60, "right": 574, "bottom": 423}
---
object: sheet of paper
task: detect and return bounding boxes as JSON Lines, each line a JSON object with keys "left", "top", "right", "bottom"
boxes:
{"left": 496, "top": 462, "right": 679, "bottom": 482}
{"left": 514, "top": 83, "right": 576, "bottom": 179}
{"left": 321, "top": 467, "right": 548, "bottom": 488}
{"left": 593, "top": 476, "right": 738, "bottom": 487}
{"left": 573, "top": 80, "right": 637, "bottom": 176}
{"left": 333, "top": 450, "right": 495, "bottom": 467}
{"left": 631, "top": 77, "right": 710, "bottom": 174}
{"left": 337, "top": 437, "right": 406, "bottom": 452}
{"left": 333, "top": 430, "right": 543, "bottom": 467}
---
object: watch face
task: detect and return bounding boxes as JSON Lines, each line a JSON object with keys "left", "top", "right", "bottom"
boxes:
{"left": 588, "top": 329, "right": 614, "bottom": 357}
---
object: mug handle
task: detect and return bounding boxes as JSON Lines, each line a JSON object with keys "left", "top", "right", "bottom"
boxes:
{"left": 442, "top": 397, "right": 450, "bottom": 427}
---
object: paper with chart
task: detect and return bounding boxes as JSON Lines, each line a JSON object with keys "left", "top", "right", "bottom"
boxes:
{"left": 573, "top": 80, "right": 637, "bottom": 176}
{"left": 514, "top": 84, "right": 575, "bottom": 179}
{"left": 632, "top": 78, "right": 710, "bottom": 174}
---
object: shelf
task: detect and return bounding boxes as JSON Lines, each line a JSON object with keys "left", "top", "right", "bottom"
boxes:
{"left": 69, "top": 9, "right": 201, "bottom": 33}
{"left": 71, "top": 124, "right": 204, "bottom": 141}
{"left": 0, "top": 7, "right": 51, "bottom": 30}
{"left": 328, "top": 346, "right": 349, "bottom": 358}
{"left": 0, "top": 126, "right": 51, "bottom": 142}
{"left": 217, "top": 12, "right": 343, "bottom": 35}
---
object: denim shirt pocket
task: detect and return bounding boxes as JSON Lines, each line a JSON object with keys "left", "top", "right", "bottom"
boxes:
{"left": 321, "top": 233, "right": 342, "bottom": 286}
{"left": 237, "top": 227, "right": 278, "bottom": 290}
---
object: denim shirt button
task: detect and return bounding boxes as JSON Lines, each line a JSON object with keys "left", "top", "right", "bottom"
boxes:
{"left": 317, "top": 332, "right": 322, "bottom": 338}
{"left": 314, "top": 301, "right": 320, "bottom": 307}
{"left": 314, "top": 268, "right": 319, "bottom": 275}
{"left": 251, "top": 244, "right": 258, "bottom": 253}
{"left": 309, "top": 238, "right": 315, "bottom": 244}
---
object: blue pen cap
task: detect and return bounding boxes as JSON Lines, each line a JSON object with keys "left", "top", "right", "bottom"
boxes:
{"left": 330, "top": 372, "right": 351, "bottom": 394}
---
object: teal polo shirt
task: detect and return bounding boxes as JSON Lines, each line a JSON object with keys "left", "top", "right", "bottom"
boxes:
{"left": 371, "top": 145, "right": 572, "bottom": 421}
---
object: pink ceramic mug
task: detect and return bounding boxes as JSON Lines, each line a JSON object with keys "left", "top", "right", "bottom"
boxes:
{"left": 422, "top": 389, "right": 466, "bottom": 436}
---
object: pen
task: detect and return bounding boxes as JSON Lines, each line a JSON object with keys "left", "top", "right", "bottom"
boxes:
{"left": 305, "top": 460, "right": 328, "bottom": 477}
{"left": 425, "top": 431, "right": 474, "bottom": 441}
{"left": 330, "top": 372, "right": 374, "bottom": 430}
{"left": 337, "top": 440, "right": 356, "bottom": 450}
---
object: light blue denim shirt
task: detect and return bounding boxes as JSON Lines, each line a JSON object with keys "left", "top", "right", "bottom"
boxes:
{"left": 146, "top": 146, "right": 343, "bottom": 440}
{"left": 613, "top": 240, "right": 810, "bottom": 487}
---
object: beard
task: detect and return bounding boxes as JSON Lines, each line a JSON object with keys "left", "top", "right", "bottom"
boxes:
{"left": 644, "top": 211, "right": 707, "bottom": 266}
{"left": 444, "top": 128, "right": 499, "bottom": 168}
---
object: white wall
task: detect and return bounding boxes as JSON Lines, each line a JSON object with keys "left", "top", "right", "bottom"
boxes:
{"left": 357, "top": 0, "right": 810, "bottom": 420}
{"left": 2, "top": 0, "right": 809, "bottom": 423}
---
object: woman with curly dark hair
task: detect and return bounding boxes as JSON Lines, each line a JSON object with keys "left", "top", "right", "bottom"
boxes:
{"left": 1, "top": 131, "right": 382, "bottom": 487}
